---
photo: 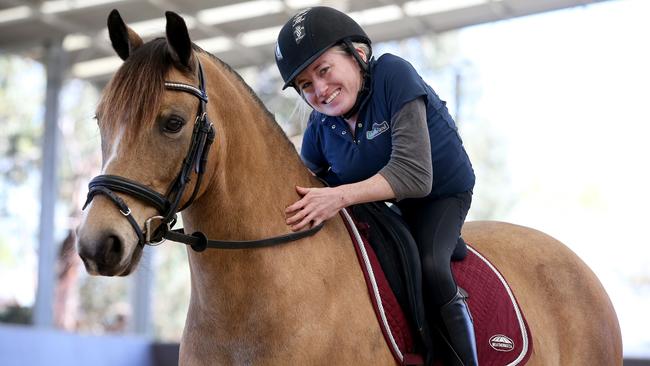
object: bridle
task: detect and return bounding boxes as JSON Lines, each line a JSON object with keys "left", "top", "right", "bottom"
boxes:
{"left": 83, "top": 60, "right": 323, "bottom": 252}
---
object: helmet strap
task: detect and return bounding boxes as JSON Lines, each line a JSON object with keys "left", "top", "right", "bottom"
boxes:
{"left": 342, "top": 39, "right": 371, "bottom": 72}
{"left": 342, "top": 72, "right": 371, "bottom": 120}
{"left": 342, "top": 39, "right": 372, "bottom": 120}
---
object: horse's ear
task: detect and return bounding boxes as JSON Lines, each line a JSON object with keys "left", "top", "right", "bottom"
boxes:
{"left": 165, "top": 11, "right": 193, "bottom": 69}
{"left": 107, "top": 9, "right": 143, "bottom": 61}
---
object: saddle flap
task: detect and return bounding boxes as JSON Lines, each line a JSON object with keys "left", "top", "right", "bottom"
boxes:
{"left": 349, "top": 202, "right": 431, "bottom": 354}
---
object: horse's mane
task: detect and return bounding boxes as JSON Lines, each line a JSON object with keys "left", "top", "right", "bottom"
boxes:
{"left": 199, "top": 47, "right": 298, "bottom": 154}
{"left": 97, "top": 38, "right": 296, "bottom": 155}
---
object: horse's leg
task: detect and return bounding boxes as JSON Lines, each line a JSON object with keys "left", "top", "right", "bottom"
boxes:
{"left": 463, "top": 221, "right": 622, "bottom": 365}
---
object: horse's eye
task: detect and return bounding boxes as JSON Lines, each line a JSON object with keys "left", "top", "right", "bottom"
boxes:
{"left": 164, "top": 117, "right": 185, "bottom": 133}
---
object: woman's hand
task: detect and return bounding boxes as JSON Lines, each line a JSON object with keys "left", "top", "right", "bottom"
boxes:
{"left": 285, "top": 175, "right": 396, "bottom": 232}
{"left": 285, "top": 186, "right": 347, "bottom": 232}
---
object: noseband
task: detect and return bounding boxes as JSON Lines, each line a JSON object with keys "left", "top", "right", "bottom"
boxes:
{"left": 83, "top": 60, "right": 322, "bottom": 251}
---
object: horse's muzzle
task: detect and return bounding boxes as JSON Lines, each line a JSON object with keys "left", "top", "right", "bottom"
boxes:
{"left": 76, "top": 228, "right": 137, "bottom": 276}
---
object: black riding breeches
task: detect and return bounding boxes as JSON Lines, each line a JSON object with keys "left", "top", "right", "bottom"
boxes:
{"left": 398, "top": 191, "right": 472, "bottom": 307}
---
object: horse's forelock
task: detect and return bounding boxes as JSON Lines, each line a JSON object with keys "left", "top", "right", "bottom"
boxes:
{"left": 97, "top": 38, "right": 175, "bottom": 143}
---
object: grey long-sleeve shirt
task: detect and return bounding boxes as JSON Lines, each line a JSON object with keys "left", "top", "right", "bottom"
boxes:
{"left": 378, "top": 97, "right": 433, "bottom": 201}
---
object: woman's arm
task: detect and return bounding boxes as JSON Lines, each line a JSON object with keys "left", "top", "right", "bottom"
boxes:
{"left": 286, "top": 98, "right": 432, "bottom": 231}
{"left": 379, "top": 96, "right": 432, "bottom": 200}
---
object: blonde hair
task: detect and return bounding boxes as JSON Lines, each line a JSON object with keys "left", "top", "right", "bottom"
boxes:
{"left": 332, "top": 42, "right": 371, "bottom": 62}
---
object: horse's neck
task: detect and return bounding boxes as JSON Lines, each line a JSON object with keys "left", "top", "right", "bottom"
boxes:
{"left": 175, "top": 63, "right": 389, "bottom": 362}
{"left": 179, "top": 60, "right": 334, "bottom": 306}
{"left": 183, "top": 58, "right": 308, "bottom": 232}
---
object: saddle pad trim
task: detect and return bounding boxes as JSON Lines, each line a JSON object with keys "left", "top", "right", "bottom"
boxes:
{"left": 341, "top": 208, "right": 405, "bottom": 363}
{"left": 467, "top": 245, "right": 529, "bottom": 366}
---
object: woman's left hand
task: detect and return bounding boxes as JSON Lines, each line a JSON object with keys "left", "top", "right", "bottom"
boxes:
{"left": 285, "top": 186, "right": 347, "bottom": 231}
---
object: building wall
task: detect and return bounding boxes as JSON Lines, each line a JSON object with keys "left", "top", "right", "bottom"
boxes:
{"left": 0, "top": 324, "right": 153, "bottom": 366}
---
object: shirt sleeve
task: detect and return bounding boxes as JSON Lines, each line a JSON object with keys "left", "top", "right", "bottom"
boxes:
{"left": 380, "top": 55, "right": 428, "bottom": 119}
{"left": 378, "top": 97, "right": 433, "bottom": 201}
{"left": 300, "top": 116, "right": 328, "bottom": 175}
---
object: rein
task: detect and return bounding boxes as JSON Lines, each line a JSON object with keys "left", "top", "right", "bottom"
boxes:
{"left": 83, "top": 60, "right": 323, "bottom": 252}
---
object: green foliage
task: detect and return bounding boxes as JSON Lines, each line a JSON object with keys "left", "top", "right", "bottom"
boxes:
{"left": 0, "top": 56, "right": 45, "bottom": 186}
{"left": 0, "top": 236, "right": 13, "bottom": 265}
{"left": 56, "top": 79, "right": 101, "bottom": 210}
{"left": 0, "top": 303, "right": 32, "bottom": 325}
{"left": 0, "top": 55, "right": 45, "bottom": 310}
{"left": 76, "top": 275, "right": 130, "bottom": 332}
{"left": 0, "top": 54, "right": 104, "bottom": 330}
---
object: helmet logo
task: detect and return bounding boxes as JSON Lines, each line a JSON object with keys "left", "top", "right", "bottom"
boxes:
{"left": 291, "top": 8, "right": 310, "bottom": 44}
{"left": 292, "top": 8, "right": 310, "bottom": 26}
{"left": 293, "top": 25, "right": 305, "bottom": 44}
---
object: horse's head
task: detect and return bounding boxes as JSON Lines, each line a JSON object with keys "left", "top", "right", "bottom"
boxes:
{"left": 76, "top": 10, "right": 216, "bottom": 276}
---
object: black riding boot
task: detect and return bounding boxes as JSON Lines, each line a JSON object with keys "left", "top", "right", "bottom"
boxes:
{"left": 440, "top": 289, "right": 479, "bottom": 366}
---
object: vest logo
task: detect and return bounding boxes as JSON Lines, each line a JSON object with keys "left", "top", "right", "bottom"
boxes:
{"left": 366, "top": 121, "right": 389, "bottom": 140}
{"left": 489, "top": 334, "right": 514, "bottom": 352}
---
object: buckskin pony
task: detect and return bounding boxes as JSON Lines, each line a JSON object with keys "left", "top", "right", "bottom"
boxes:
{"left": 76, "top": 10, "right": 622, "bottom": 366}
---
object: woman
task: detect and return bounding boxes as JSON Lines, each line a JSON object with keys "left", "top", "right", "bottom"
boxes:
{"left": 275, "top": 7, "right": 477, "bottom": 365}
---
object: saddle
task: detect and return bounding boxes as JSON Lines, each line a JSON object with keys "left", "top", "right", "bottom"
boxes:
{"left": 346, "top": 202, "right": 533, "bottom": 366}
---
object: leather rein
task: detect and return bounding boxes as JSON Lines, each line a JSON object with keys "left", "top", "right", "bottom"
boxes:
{"left": 83, "top": 60, "right": 323, "bottom": 252}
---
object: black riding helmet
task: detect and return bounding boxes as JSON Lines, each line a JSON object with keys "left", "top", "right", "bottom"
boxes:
{"left": 275, "top": 6, "right": 371, "bottom": 90}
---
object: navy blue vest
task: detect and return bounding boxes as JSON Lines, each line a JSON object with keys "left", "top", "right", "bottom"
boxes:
{"left": 301, "top": 53, "right": 475, "bottom": 199}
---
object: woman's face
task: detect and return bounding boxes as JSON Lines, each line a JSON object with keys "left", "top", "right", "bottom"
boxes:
{"left": 295, "top": 46, "right": 366, "bottom": 118}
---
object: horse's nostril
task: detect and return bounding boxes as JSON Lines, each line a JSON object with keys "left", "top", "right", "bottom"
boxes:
{"left": 102, "top": 234, "right": 123, "bottom": 268}
{"left": 78, "top": 233, "right": 125, "bottom": 274}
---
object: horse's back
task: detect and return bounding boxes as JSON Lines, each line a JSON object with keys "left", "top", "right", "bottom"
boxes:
{"left": 462, "top": 221, "right": 622, "bottom": 365}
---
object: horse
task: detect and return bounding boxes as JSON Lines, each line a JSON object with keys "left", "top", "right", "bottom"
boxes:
{"left": 76, "top": 10, "right": 622, "bottom": 365}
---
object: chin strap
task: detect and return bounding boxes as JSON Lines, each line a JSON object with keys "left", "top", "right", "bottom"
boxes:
{"left": 342, "top": 71, "right": 371, "bottom": 120}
